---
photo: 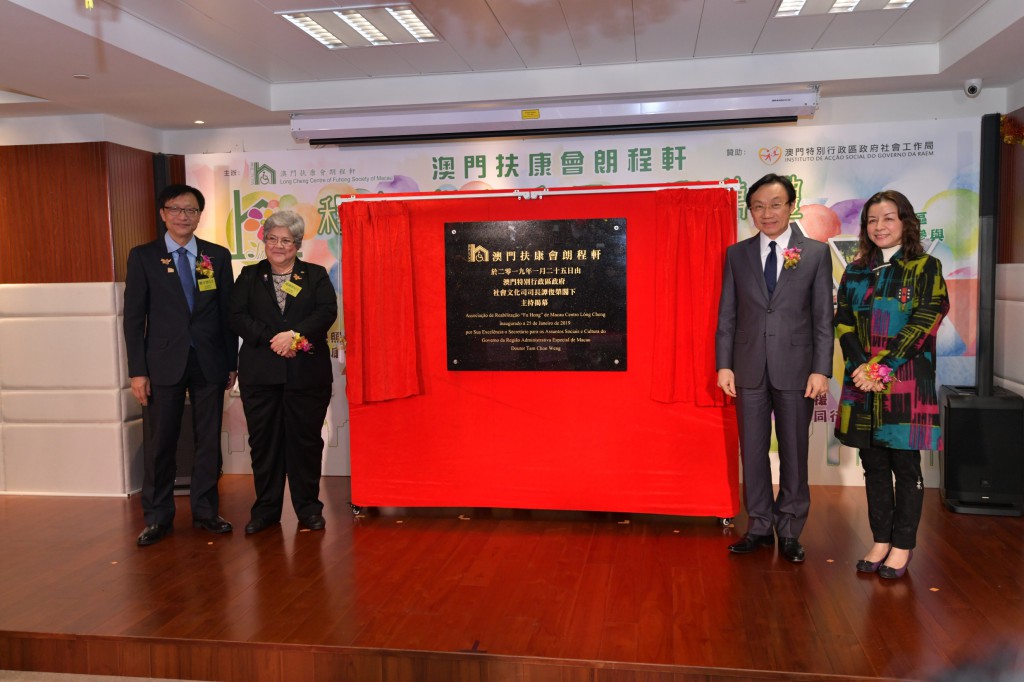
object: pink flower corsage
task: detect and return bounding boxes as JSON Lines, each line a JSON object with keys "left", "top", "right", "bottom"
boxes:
{"left": 196, "top": 253, "right": 214, "bottom": 278}
{"left": 866, "top": 363, "right": 895, "bottom": 385}
{"left": 782, "top": 247, "right": 801, "bottom": 269}
{"left": 291, "top": 333, "right": 314, "bottom": 353}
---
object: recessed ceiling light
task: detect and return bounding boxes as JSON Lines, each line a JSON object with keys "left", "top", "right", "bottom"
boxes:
{"left": 828, "top": 0, "right": 861, "bottom": 12}
{"left": 385, "top": 7, "right": 437, "bottom": 42}
{"left": 278, "top": 5, "right": 438, "bottom": 48}
{"left": 72, "top": 74, "right": 90, "bottom": 79}
{"left": 883, "top": 0, "right": 914, "bottom": 8}
{"left": 194, "top": 120, "right": 205, "bottom": 125}
{"left": 280, "top": 12, "right": 347, "bottom": 49}
{"left": 775, "top": 0, "right": 807, "bottom": 18}
{"left": 337, "top": 10, "right": 391, "bottom": 45}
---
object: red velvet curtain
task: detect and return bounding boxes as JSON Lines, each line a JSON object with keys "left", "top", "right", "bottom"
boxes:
{"left": 341, "top": 201, "right": 420, "bottom": 405}
{"left": 650, "top": 188, "right": 736, "bottom": 406}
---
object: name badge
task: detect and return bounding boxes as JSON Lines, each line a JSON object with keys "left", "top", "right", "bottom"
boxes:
{"left": 197, "top": 278, "right": 217, "bottom": 292}
{"left": 281, "top": 281, "right": 302, "bottom": 297}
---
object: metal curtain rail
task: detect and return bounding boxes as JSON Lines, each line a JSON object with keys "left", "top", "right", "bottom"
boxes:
{"left": 337, "top": 180, "right": 738, "bottom": 204}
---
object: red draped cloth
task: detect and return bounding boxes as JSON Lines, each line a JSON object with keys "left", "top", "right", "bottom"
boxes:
{"left": 341, "top": 187, "right": 739, "bottom": 517}
{"left": 341, "top": 201, "right": 420, "bottom": 405}
{"left": 650, "top": 189, "right": 736, "bottom": 406}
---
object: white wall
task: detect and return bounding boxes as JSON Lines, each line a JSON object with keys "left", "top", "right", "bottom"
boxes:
{"left": 1, "top": 87, "right": 1014, "bottom": 154}
{"left": 0, "top": 85, "right": 1018, "bottom": 495}
{"left": 0, "top": 283, "right": 142, "bottom": 496}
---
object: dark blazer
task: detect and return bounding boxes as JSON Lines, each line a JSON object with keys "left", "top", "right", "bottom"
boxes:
{"left": 229, "top": 258, "right": 337, "bottom": 388}
{"left": 715, "top": 225, "right": 833, "bottom": 390}
{"left": 123, "top": 238, "right": 237, "bottom": 385}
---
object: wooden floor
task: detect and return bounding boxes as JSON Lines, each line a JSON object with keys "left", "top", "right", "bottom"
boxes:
{"left": 0, "top": 476, "right": 1022, "bottom": 682}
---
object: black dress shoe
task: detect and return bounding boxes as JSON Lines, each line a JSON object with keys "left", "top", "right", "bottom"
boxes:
{"left": 728, "top": 533, "right": 775, "bottom": 554}
{"left": 299, "top": 514, "right": 326, "bottom": 531}
{"left": 244, "top": 517, "right": 280, "bottom": 535}
{"left": 779, "top": 537, "right": 806, "bottom": 563}
{"left": 192, "top": 515, "right": 232, "bottom": 534}
{"left": 137, "top": 524, "right": 172, "bottom": 546}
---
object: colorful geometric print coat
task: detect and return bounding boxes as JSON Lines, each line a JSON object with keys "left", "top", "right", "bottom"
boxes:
{"left": 834, "top": 250, "right": 949, "bottom": 451}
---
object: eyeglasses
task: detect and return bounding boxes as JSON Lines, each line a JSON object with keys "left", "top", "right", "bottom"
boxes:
{"left": 163, "top": 206, "right": 201, "bottom": 218}
{"left": 265, "top": 236, "right": 297, "bottom": 247}
{"left": 749, "top": 202, "right": 791, "bottom": 214}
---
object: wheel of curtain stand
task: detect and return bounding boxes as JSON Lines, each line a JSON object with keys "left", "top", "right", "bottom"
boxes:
{"left": 719, "top": 517, "right": 734, "bottom": 527}
{"left": 351, "top": 504, "right": 363, "bottom": 516}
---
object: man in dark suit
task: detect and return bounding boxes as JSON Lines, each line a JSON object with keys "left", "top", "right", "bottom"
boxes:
{"left": 715, "top": 173, "right": 833, "bottom": 563}
{"left": 123, "top": 184, "right": 239, "bottom": 546}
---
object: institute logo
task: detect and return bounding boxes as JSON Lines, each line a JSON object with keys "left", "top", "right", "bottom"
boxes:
{"left": 758, "top": 146, "right": 783, "bottom": 165}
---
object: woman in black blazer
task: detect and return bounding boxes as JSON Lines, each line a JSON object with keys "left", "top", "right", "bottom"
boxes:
{"left": 229, "top": 211, "right": 338, "bottom": 534}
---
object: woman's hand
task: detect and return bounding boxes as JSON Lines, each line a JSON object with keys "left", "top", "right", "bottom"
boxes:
{"left": 851, "top": 364, "right": 884, "bottom": 392}
{"left": 270, "top": 330, "right": 297, "bottom": 357}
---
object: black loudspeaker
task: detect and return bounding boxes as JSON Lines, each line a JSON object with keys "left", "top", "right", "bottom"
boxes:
{"left": 939, "top": 385, "right": 1024, "bottom": 516}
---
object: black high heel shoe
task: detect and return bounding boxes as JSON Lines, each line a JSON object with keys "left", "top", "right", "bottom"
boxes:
{"left": 855, "top": 556, "right": 886, "bottom": 573}
{"left": 878, "top": 550, "right": 913, "bottom": 579}
{"left": 856, "top": 546, "right": 890, "bottom": 574}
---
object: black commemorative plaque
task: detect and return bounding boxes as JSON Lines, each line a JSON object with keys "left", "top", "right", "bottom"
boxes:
{"left": 445, "top": 218, "right": 626, "bottom": 371}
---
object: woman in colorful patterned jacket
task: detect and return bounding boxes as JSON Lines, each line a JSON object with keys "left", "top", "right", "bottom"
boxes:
{"left": 834, "top": 190, "right": 949, "bottom": 580}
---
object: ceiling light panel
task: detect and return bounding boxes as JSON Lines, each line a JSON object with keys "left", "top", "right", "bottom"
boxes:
{"left": 279, "top": 5, "right": 439, "bottom": 48}
{"left": 280, "top": 13, "right": 347, "bottom": 49}
{"left": 776, "top": 0, "right": 902, "bottom": 17}
{"left": 337, "top": 10, "right": 392, "bottom": 44}
{"left": 828, "top": 0, "right": 862, "bottom": 12}
{"left": 775, "top": 0, "right": 807, "bottom": 17}
{"left": 386, "top": 7, "right": 437, "bottom": 42}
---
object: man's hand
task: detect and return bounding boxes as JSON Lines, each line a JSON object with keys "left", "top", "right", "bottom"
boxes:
{"left": 270, "top": 331, "right": 295, "bottom": 356}
{"left": 226, "top": 371, "right": 237, "bottom": 391}
{"left": 804, "top": 373, "right": 829, "bottom": 399}
{"left": 131, "top": 376, "right": 151, "bottom": 406}
{"left": 717, "top": 368, "right": 737, "bottom": 398}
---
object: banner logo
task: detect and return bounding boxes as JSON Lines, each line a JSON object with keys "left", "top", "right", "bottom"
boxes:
{"left": 252, "top": 162, "right": 277, "bottom": 185}
{"left": 758, "top": 146, "right": 782, "bottom": 165}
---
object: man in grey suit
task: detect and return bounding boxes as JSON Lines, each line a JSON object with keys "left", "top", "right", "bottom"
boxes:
{"left": 715, "top": 173, "right": 833, "bottom": 563}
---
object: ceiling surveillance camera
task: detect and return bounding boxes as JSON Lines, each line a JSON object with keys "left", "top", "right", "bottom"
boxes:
{"left": 965, "top": 79, "right": 983, "bottom": 98}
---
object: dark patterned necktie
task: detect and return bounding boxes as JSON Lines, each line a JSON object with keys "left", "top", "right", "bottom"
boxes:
{"left": 176, "top": 247, "right": 195, "bottom": 311}
{"left": 764, "top": 241, "right": 777, "bottom": 296}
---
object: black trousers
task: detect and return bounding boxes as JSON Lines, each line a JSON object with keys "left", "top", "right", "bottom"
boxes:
{"left": 860, "top": 447, "right": 924, "bottom": 550}
{"left": 142, "top": 348, "right": 224, "bottom": 526}
{"left": 239, "top": 382, "right": 332, "bottom": 522}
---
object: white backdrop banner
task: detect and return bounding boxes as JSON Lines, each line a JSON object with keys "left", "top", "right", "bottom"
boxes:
{"left": 189, "top": 117, "right": 980, "bottom": 486}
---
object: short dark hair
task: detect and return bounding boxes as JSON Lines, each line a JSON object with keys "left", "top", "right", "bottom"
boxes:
{"left": 746, "top": 173, "right": 796, "bottom": 208}
{"left": 157, "top": 184, "right": 205, "bottom": 212}
{"left": 856, "top": 189, "right": 924, "bottom": 265}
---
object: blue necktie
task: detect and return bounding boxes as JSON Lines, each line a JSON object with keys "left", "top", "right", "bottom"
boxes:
{"left": 764, "top": 241, "right": 777, "bottom": 296}
{"left": 176, "top": 247, "right": 195, "bottom": 311}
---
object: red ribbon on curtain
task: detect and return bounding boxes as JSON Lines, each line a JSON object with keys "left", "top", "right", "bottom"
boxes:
{"left": 341, "top": 201, "right": 421, "bottom": 405}
{"left": 650, "top": 188, "right": 736, "bottom": 406}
